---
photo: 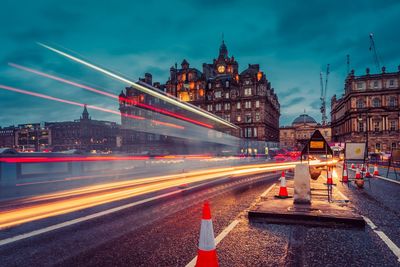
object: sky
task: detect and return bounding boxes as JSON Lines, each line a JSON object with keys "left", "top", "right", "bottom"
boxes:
{"left": 1, "top": 0, "right": 399, "bottom": 127}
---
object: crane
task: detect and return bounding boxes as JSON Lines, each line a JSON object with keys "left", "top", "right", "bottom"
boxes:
{"left": 320, "top": 64, "right": 330, "bottom": 125}
{"left": 369, "top": 33, "right": 381, "bottom": 72}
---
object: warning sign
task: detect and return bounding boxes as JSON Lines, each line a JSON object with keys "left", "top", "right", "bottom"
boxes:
{"left": 344, "top": 143, "right": 366, "bottom": 160}
{"left": 301, "top": 130, "right": 333, "bottom": 156}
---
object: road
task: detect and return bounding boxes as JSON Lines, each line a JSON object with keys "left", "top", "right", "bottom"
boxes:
{"left": 0, "top": 162, "right": 399, "bottom": 266}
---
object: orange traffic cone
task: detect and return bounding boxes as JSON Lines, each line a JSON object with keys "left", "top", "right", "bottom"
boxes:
{"left": 365, "top": 164, "right": 371, "bottom": 178}
{"left": 361, "top": 164, "right": 366, "bottom": 172}
{"left": 327, "top": 167, "right": 333, "bottom": 185}
{"left": 351, "top": 163, "right": 355, "bottom": 169}
{"left": 342, "top": 164, "right": 349, "bottom": 182}
{"left": 195, "top": 201, "right": 218, "bottom": 267}
{"left": 373, "top": 164, "right": 379, "bottom": 176}
{"left": 355, "top": 166, "right": 361, "bottom": 179}
{"left": 275, "top": 171, "right": 289, "bottom": 198}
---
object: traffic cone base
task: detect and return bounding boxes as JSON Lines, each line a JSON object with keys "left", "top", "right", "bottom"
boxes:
{"left": 355, "top": 167, "right": 361, "bottom": 179}
{"left": 196, "top": 250, "right": 218, "bottom": 267}
{"left": 275, "top": 170, "right": 291, "bottom": 198}
{"left": 373, "top": 164, "right": 379, "bottom": 176}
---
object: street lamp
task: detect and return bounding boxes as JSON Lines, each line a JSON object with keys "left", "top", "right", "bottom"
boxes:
{"left": 358, "top": 108, "right": 369, "bottom": 155}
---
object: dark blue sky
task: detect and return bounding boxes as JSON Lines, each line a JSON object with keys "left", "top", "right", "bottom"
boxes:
{"left": 1, "top": 0, "right": 399, "bottom": 126}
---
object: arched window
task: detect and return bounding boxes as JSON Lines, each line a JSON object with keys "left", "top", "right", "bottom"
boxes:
{"left": 388, "top": 96, "right": 397, "bottom": 107}
{"left": 372, "top": 98, "right": 381, "bottom": 107}
{"left": 356, "top": 99, "right": 364, "bottom": 108}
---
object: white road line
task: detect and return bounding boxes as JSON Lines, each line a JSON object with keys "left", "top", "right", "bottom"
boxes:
{"left": 260, "top": 184, "right": 276, "bottom": 198}
{"left": 363, "top": 215, "right": 400, "bottom": 262}
{"left": 186, "top": 219, "right": 240, "bottom": 267}
{"left": 0, "top": 189, "right": 182, "bottom": 246}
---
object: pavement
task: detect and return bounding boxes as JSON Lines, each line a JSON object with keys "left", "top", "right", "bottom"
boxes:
{"left": 0, "top": 162, "right": 400, "bottom": 266}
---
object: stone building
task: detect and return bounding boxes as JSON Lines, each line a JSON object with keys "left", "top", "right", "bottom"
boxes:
{"left": 331, "top": 66, "right": 400, "bottom": 152}
{"left": 0, "top": 126, "right": 16, "bottom": 148}
{"left": 164, "top": 40, "right": 280, "bottom": 155}
{"left": 280, "top": 114, "right": 331, "bottom": 150}
{"left": 48, "top": 105, "right": 119, "bottom": 152}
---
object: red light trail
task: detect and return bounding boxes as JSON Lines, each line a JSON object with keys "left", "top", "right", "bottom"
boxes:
{"left": 9, "top": 63, "right": 213, "bottom": 129}
{"left": 0, "top": 84, "right": 184, "bottom": 130}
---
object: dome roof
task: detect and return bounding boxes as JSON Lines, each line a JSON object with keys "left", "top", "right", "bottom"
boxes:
{"left": 292, "top": 114, "right": 317, "bottom": 125}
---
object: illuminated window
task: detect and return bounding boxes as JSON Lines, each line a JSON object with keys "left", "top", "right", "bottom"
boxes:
{"left": 254, "top": 128, "right": 258, "bottom": 137}
{"left": 226, "top": 81, "right": 229, "bottom": 87}
{"left": 225, "top": 92, "right": 229, "bottom": 99}
{"left": 244, "top": 88, "right": 252, "bottom": 96}
{"left": 237, "top": 115, "right": 241, "bottom": 122}
{"left": 207, "top": 104, "right": 213, "bottom": 111}
{"left": 236, "top": 102, "right": 241, "bottom": 109}
{"left": 376, "top": 143, "right": 381, "bottom": 151}
{"left": 199, "top": 89, "right": 204, "bottom": 97}
{"left": 214, "top": 91, "right": 221, "bottom": 98}
{"left": 208, "top": 83, "right": 212, "bottom": 89}
{"left": 215, "top": 104, "right": 222, "bottom": 111}
{"left": 179, "top": 92, "right": 190, "bottom": 101}
{"left": 255, "top": 112, "right": 260, "bottom": 121}
{"left": 358, "top": 122, "right": 364, "bottom": 132}
{"left": 245, "top": 101, "right": 251, "bottom": 109}
{"left": 255, "top": 100, "right": 260, "bottom": 108}
{"left": 224, "top": 103, "right": 230, "bottom": 110}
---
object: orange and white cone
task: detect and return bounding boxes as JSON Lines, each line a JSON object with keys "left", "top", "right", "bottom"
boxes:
{"left": 276, "top": 171, "right": 289, "bottom": 198}
{"left": 327, "top": 167, "right": 333, "bottom": 185}
{"left": 195, "top": 201, "right": 218, "bottom": 267}
{"left": 365, "top": 164, "right": 371, "bottom": 178}
{"left": 351, "top": 163, "right": 355, "bottom": 169}
{"left": 373, "top": 164, "right": 379, "bottom": 176}
{"left": 361, "top": 164, "right": 366, "bottom": 172}
{"left": 342, "top": 164, "right": 349, "bottom": 182}
{"left": 355, "top": 166, "right": 361, "bottom": 179}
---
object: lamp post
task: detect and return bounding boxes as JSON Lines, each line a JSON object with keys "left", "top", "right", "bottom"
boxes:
{"left": 358, "top": 108, "right": 369, "bottom": 157}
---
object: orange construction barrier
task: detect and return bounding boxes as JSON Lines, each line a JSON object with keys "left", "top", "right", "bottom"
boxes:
{"left": 355, "top": 166, "right": 362, "bottom": 179}
{"left": 195, "top": 201, "right": 218, "bottom": 267}
{"left": 373, "top": 164, "right": 379, "bottom": 176}
{"left": 365, "top": 164, "right": 371, "bottom": 178}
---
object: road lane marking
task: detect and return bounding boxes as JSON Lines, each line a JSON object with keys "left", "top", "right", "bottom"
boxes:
{"left": 363, "top": 215, "right": 400, "bottom": 262}
{"left": 335, "top": 188, "right": 349, "bottom": 202}
{"left": 185, "top": 219, "right": 240, "bottom": 267}
{"left": 260, "top": 184, "right": 275, "bottom": 198}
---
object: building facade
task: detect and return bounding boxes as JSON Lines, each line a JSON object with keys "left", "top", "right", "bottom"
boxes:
{"left": 164, "top": 40, "right": 280, "bottom": 155}
{"left": 331, "top": 67, "right": 400, "bottom": 152}
{"left": 280, "top": 114, "right": 331, "bottom": 150}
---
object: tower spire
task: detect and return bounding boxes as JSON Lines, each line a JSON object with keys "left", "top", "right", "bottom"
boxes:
{"left": 82, "top": 104, "right": 90, "bottom": 120}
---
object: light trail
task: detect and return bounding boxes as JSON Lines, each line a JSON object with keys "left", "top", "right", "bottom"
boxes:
{"left": 8, "top": 63, "right": 214, "bottom": 129}
{"left": 0, "top": 84, "right": 184, "bottom": 130}
{"left": 37, "top": 43, "right": 238, "bottom": 129}
{"left": 0, "top": 160, "right": 335, "bottom": 229}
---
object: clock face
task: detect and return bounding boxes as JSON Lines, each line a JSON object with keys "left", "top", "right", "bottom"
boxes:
{"left": 217, "top": 65, "right": 225, "bottom": 73}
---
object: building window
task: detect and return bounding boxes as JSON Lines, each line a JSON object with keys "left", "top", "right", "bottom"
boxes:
{"left": 225, "top": 92, "right": 229, "bottom": 99}
{"left": 237, "top": 115, "right": 241, "bottom": 122}
{"left": 357, "top": 82, "right": 364, "bottom": 90}
{"left": 225, "top": 81, "right": 229, "bottom": 87}
{"left": 245, "top": 113, "right": 252, "bottom": 123}
{"left": 215, "top": 103, "right": 222, "bottom": 111}
{"left": 373, "top": 121, "right": 380, "bottom": 132}
{"left": 255, "top": 112, "right": 260, "bottom": 121}
{"left": 358, "top": 122, "right": 364, "bottom": 132}
{"left": 390, "top": 120, "right": 397, "bottom": 131}
{"left": 208, "top": 83, "right": 212, "bottom": 89}
{"left": 214, "top": 91, "right": 221, "bottom": 98}
{"left": 388, "top": 97, "right": 397, "bottom": 107}
{"left": 376, "top": 143, "right": 381, "bottom": 152}
{"left": 253, "top": 128, "right": 258, "bottom": 137}
{"left": 373, "top": 81, "right": 379, "bottom": 88}
{"left": 245, "top": 101, "right": 251, "bottom": 109}
{"left": 255, "top": 100, "right": 260, "bottom": 108}
{"left": 244, "top": 128, "right": 252, "bottom": 138}
{"left": 389, "top": 79, "right": 395, "bottom": 87}
{"left": 224, "top": 103, "right": 230, "bottom": 111}
{"left": 236, "top": 102, "right": 241, "bottom": 109}
{"left": 356, "top": 99, "right": 364, "bottom": 108}
{"left": 207, "top": 104, "right": 213, "bottom": 111}
{"left": 392, "top": 142, "right": 397, "bottom": 149}
{"left": 372, "top": 98, "right": 381, "bottom": 107}
{"left": 244, "top": 88, "right": 252, "bottom": 96}
{"left": 224, "top": 114, "right": 231, "bottom": 122}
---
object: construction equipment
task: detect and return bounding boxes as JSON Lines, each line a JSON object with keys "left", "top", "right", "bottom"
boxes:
{"left": 369, "top": 33, "right": 381, "bottom": 73}
{"left": 320, "top": 64, "right": 330, "bottom": 125}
